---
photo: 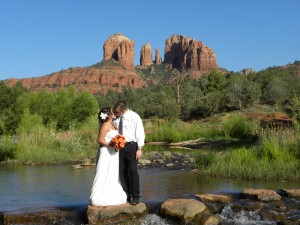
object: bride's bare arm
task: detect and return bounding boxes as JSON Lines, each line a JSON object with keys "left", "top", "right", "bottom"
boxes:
{"left": 98, "top": 124, "right": 110, "bottom": 146}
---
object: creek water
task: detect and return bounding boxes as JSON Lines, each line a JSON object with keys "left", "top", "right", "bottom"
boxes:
{"left": 0, "top": 150, "right": 299, "bottom": 225}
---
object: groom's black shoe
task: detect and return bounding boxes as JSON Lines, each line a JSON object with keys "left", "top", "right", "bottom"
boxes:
{"left": 127, "top": 195, "right": 132, "bottom": 203}
{"left": 130, "top": 197, "right": 139, "bottom": 205}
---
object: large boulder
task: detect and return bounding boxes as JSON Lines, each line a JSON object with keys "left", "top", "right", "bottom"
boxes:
{"left": 87, "top": 203, "right": 147, "bottom": 225}
{"left": 160, "top": 199, "right": 211, "bottom": 224}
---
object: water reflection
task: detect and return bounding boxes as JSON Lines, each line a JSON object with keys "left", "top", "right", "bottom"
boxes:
{"left": 0, "top": 164, "right": 299, "bottom": 212}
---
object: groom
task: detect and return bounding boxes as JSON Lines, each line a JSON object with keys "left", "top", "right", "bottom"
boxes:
{"left": 113, "top": 100, "right": 145, "bottom": 205}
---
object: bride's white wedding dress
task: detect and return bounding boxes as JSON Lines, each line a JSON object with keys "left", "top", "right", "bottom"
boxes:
{"left": 90, "top": 129, "right": 127, "bottom": 206}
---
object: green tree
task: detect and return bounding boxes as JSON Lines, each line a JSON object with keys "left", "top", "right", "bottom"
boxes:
{"left": 0, "top": 82, "right": 27, "bottom": 134}
{"left": 53, "top": 87, "right": 76, "bottom": 130}
{"left": 71, "top": 90, "right": 98, "bottom": 123}
{"left": 96, "top": 89, "right": 119, "bottom": 110}
{"left": 262, "top": 78, "right": 289, "bottom": 106}
{"left": 192, "top": 91, "right": 223, "bottom": 118}
{"left": 180, "top": 79, "right": 204, "bottom": 118}
{"left": 17, "top": 108, "right": 44, "bottom": 135}
{"left": 222, "top": 74, "right": 261, "bottom": 110}
{"left": 143, "top": 85, "right": 180, "bottom": 118}
{"left": 36, "top": 90, "right": 56, "bottom": 125}
{"left": 207, "top": 70, "right": 225, "bottom": 92}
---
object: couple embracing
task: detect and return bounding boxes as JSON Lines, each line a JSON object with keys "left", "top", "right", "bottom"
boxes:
{"left": 90, "top": 100, "right": 145, "bottom": 206}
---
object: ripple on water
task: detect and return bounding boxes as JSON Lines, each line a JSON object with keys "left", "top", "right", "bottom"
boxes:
{"left": 218, "top": 204, "right": 277, "bottom": 225}
{"left": 140, "top": 214, "right": 176, "bottom": 225}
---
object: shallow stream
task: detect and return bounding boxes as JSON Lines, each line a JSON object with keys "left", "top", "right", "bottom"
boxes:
{"left": 0, "top": 145, "right": 299, "bottom": 224}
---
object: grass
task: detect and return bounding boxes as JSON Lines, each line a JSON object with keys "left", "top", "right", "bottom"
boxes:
{"left": 1, "top": 115, "right": 99, "bottom": 164}
{"left": 14, "top": 130, "right": 97, "bottom": 164}
{"left": 0, "top": 135, "right": 18, "bottom": 161}
{"left": 145, "top": 113, "right": 259, "bottom": 142}
{"left": 195, "top": 128, "right": 300, "bottom": 180}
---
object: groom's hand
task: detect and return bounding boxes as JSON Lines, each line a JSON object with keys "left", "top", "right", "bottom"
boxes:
{"left": 136, "top": 149, "right": 142, "bottom": 160}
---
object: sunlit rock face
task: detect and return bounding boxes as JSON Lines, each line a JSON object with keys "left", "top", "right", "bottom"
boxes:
{"left": 5, "top": 63, "right": 147, "bottom": 94}
{"left": 103, "top": 33, "right": 135, "bottom": 70}
{"left": 164, "top": 34, "right": 218, "bottom": 78}
{"left": 140, "top": 43, "right": 153, "bottom": 66}
{"left": 154, "top": 48, "right": 162, "bottom": 65}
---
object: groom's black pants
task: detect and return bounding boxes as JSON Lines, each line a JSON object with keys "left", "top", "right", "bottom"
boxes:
{"left": 119, "top": 141, "right": 140, "bottom": 198}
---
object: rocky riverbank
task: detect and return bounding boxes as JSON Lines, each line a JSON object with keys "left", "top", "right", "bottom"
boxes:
{"left": 1, "top": 189, "right": 299, "bottom": 225}
{"left": 72, "top": 150, "right": 197, "bottom": 171}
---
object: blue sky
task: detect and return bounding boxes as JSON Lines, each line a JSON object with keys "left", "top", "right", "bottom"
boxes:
{"left": 0, "top": 0, "right": 299, "bottom": 80}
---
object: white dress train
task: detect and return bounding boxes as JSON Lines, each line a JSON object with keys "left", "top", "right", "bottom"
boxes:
{"left": 90, "top": 130, "right": 127, "bottom": 206}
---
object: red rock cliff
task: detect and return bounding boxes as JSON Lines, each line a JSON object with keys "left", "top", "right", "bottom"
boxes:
{"left": 103, "top": 33, "right": 135, "bottom": 70}
{"left": 164, "top": 34, "right": 218, "bottom": 77}
{"left": 5, "top": 60, "right": 146, "bottom": 94}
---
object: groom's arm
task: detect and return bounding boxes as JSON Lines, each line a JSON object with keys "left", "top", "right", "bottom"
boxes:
{"left": 135, "top": 114, "right": 145, "bottom": 159}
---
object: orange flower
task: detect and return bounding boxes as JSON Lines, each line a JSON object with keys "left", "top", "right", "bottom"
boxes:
{"left": 111, "top": 135, "right": 126, "bottom": 150}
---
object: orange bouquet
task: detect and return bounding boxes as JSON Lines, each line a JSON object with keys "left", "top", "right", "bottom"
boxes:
{"left": 111, "top": 135, "right": 126, "bottom": 151}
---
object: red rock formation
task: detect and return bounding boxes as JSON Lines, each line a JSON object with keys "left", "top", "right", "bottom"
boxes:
{"left": 103, "top": 33, "right": 135, "bottom": 70}
{"left": 164, "top": 34, "right": 218, "bottom": 78}
{"left": 5, "top": 61, "right": 147, "bottom": 94}
{"left": 154, "top": 48, "right": 162, "bottom": 65}
{"left": 140, "top": 43, "right": 153, "bottom": 66}
{"left": 4, "top": 33, "right": 221, "bottom": 93}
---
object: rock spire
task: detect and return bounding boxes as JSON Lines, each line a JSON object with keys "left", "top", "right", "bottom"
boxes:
{"left": 140, "top": 43, "right": 153, "bottom": 66}
{"left": 103, "top": 33, "right": 135, "bottom": 70}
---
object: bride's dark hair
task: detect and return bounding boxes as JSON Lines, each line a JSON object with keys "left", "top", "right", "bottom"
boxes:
{"left": 98, "top": 107, "right": 112, "bottom": 126}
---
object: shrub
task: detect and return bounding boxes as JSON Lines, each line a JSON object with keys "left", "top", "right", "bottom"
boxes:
{"left": 0, "top": 135, "right": 17, "bottom": 161}
{"left": 221, "top": 114, "right": 258, "bottom": 139}
{"left": 195, "top": 151, "right": 215, "bottom": 170}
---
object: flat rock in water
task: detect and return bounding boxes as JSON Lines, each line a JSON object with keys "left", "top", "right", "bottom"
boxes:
{"left": 161, "top": 199, "right": 210, "bottom": 223}
{"left": 165, "top": 163, "right": 174, "bottom": 167}
{"left": 196, "top": 193, "right": 233, "bottom": 204}
{"left": 243, "top": 188, "right": 281, "bottom": 201}
{"left": 2, "top": 208, "right": 65, "bottom": 225}
{"left": 87, "top": 203, "right": 147, "bottom": 225}
{"left": 283, "top": 189, "right": 300, "bottom": 198}
{"left": 138, "top": 159, "right": 151, "bottom": 166}
{"left": 72, "top": 164, "right": 83, "bottom": 169}
{"left": 82, "top": 158, "right": 92, "bottom": 166}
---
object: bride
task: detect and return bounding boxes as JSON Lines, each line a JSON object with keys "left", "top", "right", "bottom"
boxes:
{"left": 90, "top": 107, "right": 127, "bottom": 206}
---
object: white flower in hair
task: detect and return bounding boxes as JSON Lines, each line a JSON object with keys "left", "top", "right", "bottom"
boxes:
{"left": 100, "top": 112, "right": 108, "bottom": 120}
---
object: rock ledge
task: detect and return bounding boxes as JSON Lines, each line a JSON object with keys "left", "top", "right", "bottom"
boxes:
{"left": 87, "top": 203, "right": 147, "bottom": 225}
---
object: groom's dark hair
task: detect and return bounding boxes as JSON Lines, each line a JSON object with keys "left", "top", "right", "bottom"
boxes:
{"left": 114, "top": 100, "right": 127, "bottom": 112}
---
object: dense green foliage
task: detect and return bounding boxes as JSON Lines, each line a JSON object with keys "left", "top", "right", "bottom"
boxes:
{"left": 0, "top": 83, "right": 98, "bottom": 134}
{"left": 0, "top": 83, "right": 99, "bottom": 162}
{"left": 96, "top": 61, "right": 300, "bottom": 119}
